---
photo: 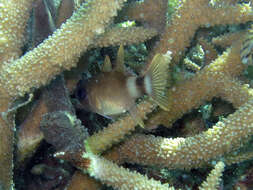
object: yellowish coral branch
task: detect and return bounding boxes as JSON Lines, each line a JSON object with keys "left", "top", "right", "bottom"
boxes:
{"left": 199, "top": 161, "right": 225, "bottom": 190}
{"left": 223, "top": 150, "right": 253, "bottom": 166}
{"left": 85, "top": 100, "right": 155, "bottom": 155}
{"left": 108, "top": 98, "right": 253, "bottom": 169}
{"left": 0, "top": 105, "right": 14, "bottom": 190}
{"left": 0, "top": 0, "right": 127, "bottom": 99}
{"left": 90, "top": 26, "right": 158, "bottom": 48}
{"left": 0, "top": 1, "right": 35, "bottom": 189}
{"left": 147, "top": 38, "right": 247, "bottom": 127}
{"left": 83, "top": 153, "right": 173, "bottom": 190}
{"left": 151, "top": 0, "right": 253, "bottom": 62}
{"left": 212, "top": 30, "right": 247, "bottom": 48}
{"left": 0, "top": 0, "right": 34, "bottom": 63}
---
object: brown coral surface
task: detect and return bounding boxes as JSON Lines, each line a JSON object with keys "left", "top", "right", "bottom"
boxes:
{"left": 0, "top": 0, "right": 253, "bottom": 190}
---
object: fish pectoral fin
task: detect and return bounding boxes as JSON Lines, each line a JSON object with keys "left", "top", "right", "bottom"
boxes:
{"left": 101, "top": 55, "right": 112, "bottom": 72}
{"left": 129, "top": 106, "right": 145, "bottom": 128}
{"left": 145, "top": 51, "right": 172, "bottom": 111}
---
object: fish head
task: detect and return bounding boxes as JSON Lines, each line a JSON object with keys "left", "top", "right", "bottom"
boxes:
{"left": 74, "top": 80, "right": 91, "bottom": 111}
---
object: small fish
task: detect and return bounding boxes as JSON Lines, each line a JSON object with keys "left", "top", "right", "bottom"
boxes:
{"left": 240, "top": 26, "right": 253, "bottom": 66}
{"left": 75, "top": 45, "right": 171, "bottom": 127}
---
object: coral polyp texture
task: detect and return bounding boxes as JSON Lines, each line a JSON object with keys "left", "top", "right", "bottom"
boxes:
{"left": 0, "top": 0, "right": 253, "bottom": 189}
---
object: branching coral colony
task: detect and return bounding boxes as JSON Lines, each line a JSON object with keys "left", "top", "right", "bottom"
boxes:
{"left": 0, "top": 0, "right": 253, "bottom": 189}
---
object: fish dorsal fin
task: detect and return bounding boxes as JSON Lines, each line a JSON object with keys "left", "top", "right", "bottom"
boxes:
{"left": 101, "top": 55, "right": 112, "bottom": 72}
{"left": 115, "top": 45, "right": 125, "bottom": 73}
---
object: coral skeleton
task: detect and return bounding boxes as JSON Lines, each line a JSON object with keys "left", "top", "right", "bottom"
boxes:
{"left": 0, "top": 0, "right": 253, "bottom": 189}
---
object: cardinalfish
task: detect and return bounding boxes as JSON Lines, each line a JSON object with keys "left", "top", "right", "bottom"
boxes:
{"left": 75, "top": 45, "right": 171, "bottom": 127}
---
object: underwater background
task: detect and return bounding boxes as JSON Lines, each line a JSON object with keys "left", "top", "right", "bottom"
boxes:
{"left": 0, "top": 0, "right": 253, "bottom": 189}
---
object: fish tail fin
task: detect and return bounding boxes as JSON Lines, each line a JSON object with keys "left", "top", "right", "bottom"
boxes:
{"left": 241, "top": 26, "right": 253, "bottom": 66}
{"left": 144, "top": 51, "right": 172, "bottom": 111}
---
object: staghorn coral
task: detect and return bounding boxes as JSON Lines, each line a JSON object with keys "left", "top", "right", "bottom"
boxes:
{"left": 104, "top": 97, "right": 253, "bottom": 169}
{"left": 83, "top": 153, "right": 173, "bottom": 190}
{"left": 89, "top": 26, "right": 158, "bottom": 48}
{"left": 150, "top": 0, "right": 253, "bottom": 62}
{"left": 1, "top": 0, "right": 253, "bottom": 189}
{"left": 146, "top": 38, "right": 251, "bottom": 127}
{"left": 0, "top": 0, "right": 127, "bottom": 98}
{"left": 0, "top": 0, "right": 34, "bottom": 63}
{"left": 0, "top": 0, "right": 127, "bottom": 188}
{"left": 124, "top": 0, "right": 168, "bottom": 32}
{"left": 0, "top": 1, "right": 35, "bottom": 188}
{"left": 212, "top": 30, "right": 247, "bottom": 48}
{"left": 85, "top": 100, "right": 156, "bottom": 154}
{"left": 199, "top": 161, "right": 225, "bottom": 190}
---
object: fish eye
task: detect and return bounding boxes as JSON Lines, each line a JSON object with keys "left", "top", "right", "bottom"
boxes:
{"left": 76, "top": 87, "right": 87, "bottom": 100}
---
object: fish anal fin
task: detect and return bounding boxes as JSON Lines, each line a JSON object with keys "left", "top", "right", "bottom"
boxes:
{"left": 101, "top": 55, "right": 112, "bottom": 72}
{"left": 115, "top": 45, "right": 125, "bottom": 73}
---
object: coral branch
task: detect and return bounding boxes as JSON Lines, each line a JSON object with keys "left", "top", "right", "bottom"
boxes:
{"left": 66, "top": 171, "right": 102, "bottom": 190}
{"left": 212, "top": 30, "right": 247, "bottom": 48}
{"left": 89, "top": 26, "right": 158, "bottom": 48}
{"left": 107, "top": 98, "right": 253, "bottom": 169}
{"left": 147, "top": 38, "right": 247, "bottom": 127}
{"left": 151, "top": 0, "right": 253, "bottom": 62}
{"left": 83, "top": 153, "right": 173, "bottom": 190}
{"left": 0, "top": 0, "right": 34, "bottom": 63}
{"left": 199, "top": 161, "right": 225, "bottom": 190}
{"left": 85, "top": 100, "right": 155, "bottom": 154}
{"left": 0, "top": 102, "right": 14, "bottom": 190}
{"left": 125, "top": 0, "right": 167, "bottom": 32}
{"left": 0, "top": 0, "right": 127, "bottom": 98}
{"left": 1, "top": 0, "right": 253, "bottom": 189}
